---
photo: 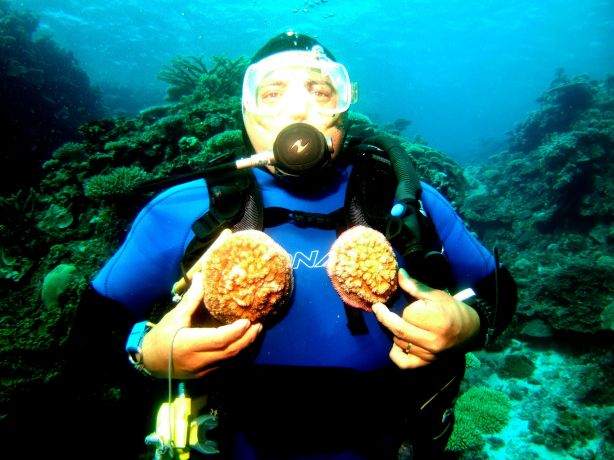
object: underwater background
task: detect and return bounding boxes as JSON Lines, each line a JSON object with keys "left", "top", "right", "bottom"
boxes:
{"left": 11, "top": 0, "right": 614, "bottom": 162}
{"left": 1, "top": 0, "right": 613, "bottom": 458}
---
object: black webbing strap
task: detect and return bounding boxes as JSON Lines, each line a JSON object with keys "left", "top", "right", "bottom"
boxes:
{"left": 263, "top": 207, "right": 344, "bottom": 229}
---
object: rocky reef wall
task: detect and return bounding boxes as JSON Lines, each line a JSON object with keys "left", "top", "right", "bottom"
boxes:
{"left": 461, "top": 71, "right": 614, "bottom": 341}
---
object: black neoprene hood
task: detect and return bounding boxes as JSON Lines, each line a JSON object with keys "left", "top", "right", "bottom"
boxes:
{"left": 250, "top": 30, "right": 337, "bottom": 64}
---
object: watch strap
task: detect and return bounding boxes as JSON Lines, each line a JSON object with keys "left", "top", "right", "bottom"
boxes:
{"left": 455, "top": 289, "right": 496, "bottom": 347}
{"left": 126, "top": 320, "right": 156, "bottom": 377}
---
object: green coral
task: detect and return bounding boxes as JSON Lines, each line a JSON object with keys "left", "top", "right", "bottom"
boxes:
{"left": 158, "top": 55, "right": 209, "bottom": 101}
{"left": 205, "top": 129, "right": 242, "bottom": 152}
{"left": 84, "top": 166, "right": 148, "bottom": 199}
{"left": 191, "top": 56, "right": 248, "bottom": 102}
{"left": 446, "top": 386, "right": 511, "bottom": 452}
{"left": 50, "top": 142, "right": 87, "bottom": 161}
{"left": 188, "top": 130, "right": 244, "bottom": 167}
{"left": 159, "top": 54, "right": 248, "bottom": 102}
{"left": 178, "top": 135, "right": 202, "bottom": 154}
{"left": 498, "top": 354, "right": 536, "bottom": 379}
{"left": 37, "top": 203, "right": 74, "bottom": 233}
{"left": 465, "top": 352, "right": 482, "bottom": 369}
{"left": 41, "top": 263, "right": 77, "bottom": 309}
{"left": 446, "top": 412, "right": 486, "bottom": 451}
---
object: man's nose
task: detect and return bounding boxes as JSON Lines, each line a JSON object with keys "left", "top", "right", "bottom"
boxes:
{"left": 283, "top": 87, "right": 312, "bottom": 120}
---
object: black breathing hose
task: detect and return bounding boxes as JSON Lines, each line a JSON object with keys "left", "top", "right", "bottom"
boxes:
{"left": 363, "top": 135, "right": 425, "bottom": 258}
{"left": 381, "top": 139, "right": 422, "bottom": 205}
{"left": 134, "top": 162, "right": 239, "bottom": 194}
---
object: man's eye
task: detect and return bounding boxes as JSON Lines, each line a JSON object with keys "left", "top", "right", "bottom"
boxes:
{"left": 313, "top": 89, "right": 330, "bottom": 98}
{"left": 259, "top": 87, "right": 284, "bottom": 103}
{"left": 308, "top": 83, "right": 334, "bottom": 101}
{"left": 262, "top": 91, "right": 280, "bottom": 100}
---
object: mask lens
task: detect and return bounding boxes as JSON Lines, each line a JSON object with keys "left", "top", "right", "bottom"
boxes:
{"left": 243, "top": 50, "right": 352, "bottom": 116}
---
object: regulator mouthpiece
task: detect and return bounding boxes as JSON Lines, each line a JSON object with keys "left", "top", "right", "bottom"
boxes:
{"left": 272, "top": 123, "right": 333, "bottom": 178}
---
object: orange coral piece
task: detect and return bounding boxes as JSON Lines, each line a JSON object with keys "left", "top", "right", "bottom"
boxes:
{"left": 202, "top": 230, "right": 293, "bottom": 323}
{"left": 327, "top": 225, "right": 398, "bottom": 311}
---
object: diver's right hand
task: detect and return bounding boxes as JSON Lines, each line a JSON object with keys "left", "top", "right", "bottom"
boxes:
{"left": 141, "top": 272, "right": 263, "bottom": 379}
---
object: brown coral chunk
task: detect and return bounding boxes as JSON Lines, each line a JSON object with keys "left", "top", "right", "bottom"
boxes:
{"left": 327, "top": 225, "right": 398, "bottom": 311}
{"left": 202, "top": 230, "right": 293, "bottom": 323}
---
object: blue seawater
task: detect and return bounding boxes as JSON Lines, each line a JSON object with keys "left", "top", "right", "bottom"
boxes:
{"left": 14, "top": 0, "right": 614, "bottom": 162}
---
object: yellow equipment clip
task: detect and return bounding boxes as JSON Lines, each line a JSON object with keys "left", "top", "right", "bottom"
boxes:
{"left": 145, "top": 382, "right": 219, "bottom": 459}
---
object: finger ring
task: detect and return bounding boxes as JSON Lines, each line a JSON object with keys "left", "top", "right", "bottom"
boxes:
{"left": 404, "top": 341, "right": 413, "bottom": 354}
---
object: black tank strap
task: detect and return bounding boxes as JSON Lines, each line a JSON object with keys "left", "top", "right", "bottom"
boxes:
{"left": 182, "top": 168, "right": 263, "bottom": 272}
{"left": 263, "top": 207, "right": 344, "bottom": 229}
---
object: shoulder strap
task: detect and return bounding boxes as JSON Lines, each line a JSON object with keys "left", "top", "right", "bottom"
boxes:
{"left": 182, "top": 168, "right": 263, "bottom": 271}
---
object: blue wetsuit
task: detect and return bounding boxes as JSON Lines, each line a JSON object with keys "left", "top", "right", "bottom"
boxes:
{"left": 93, "top": 165, "right": 496, "bottom": 458}
{"left": 94, "top": 166, "right": 493, "bottom": 370}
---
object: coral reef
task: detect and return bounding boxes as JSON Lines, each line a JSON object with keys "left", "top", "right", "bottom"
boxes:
{"left": 84, "top": 166, "right": 149, "bottom": 199}
{"left": 461, "top": 70, "right": 614, "bottom": 340}
{"left": 159, "top": 54, "right": 249, "bottom": 102}
{"left": 446, "top": 386, "right": 511, "bottom": 452}
{"left": 0, "top": 1, "right": 103, "bottom": 194}
{"left": 452, "top": 72, "right": 614, "bottom": 456}
{"left": 447, "top": 70, "right": 613, "bottom": 459}
{"left": 0, "top": 47, "right": 251, "bottom": 452}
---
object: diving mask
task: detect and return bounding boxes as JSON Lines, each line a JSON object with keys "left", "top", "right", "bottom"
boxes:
{"left": 242, "top": 46, "right": 357, "bottom": 117}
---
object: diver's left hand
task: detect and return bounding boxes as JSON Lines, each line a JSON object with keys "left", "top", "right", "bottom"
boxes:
{"left": 372, "top": 269, "right": 480, "bottom": 369}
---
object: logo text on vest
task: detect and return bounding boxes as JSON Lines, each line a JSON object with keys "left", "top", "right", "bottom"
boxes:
{"left": 291, "top": 250, "right": 328, "bottom": 269}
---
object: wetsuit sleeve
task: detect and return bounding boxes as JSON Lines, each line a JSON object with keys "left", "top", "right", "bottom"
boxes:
{"left": 92, "top": 180, "right": 210, "bottom": 318}
{"left": 420, "top": 182, "right": 517, "bottom": 347}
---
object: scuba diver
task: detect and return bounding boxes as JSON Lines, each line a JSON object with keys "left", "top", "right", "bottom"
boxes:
{"left": 72, "top": 31, "right": 517, "bottom": 459}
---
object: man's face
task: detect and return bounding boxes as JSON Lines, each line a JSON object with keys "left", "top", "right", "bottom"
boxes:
{"left": 242, "top": 50, "right": 351, "bottom": 170}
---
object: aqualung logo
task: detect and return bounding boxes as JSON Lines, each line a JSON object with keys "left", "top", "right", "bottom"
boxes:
{"left": 291, "top": 250, "right": 328, "bottom": 269}
{"left": 291, "top": 139, "right": 310, "bottom": 154}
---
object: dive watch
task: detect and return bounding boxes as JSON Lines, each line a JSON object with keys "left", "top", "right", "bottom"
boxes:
{"left": 126, "top": 320, "right": 156, "bottom": 377}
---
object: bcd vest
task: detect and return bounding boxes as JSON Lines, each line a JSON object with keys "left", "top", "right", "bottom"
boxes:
{"left": 178, "top": 139, "right": 454, "bottom": 334}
